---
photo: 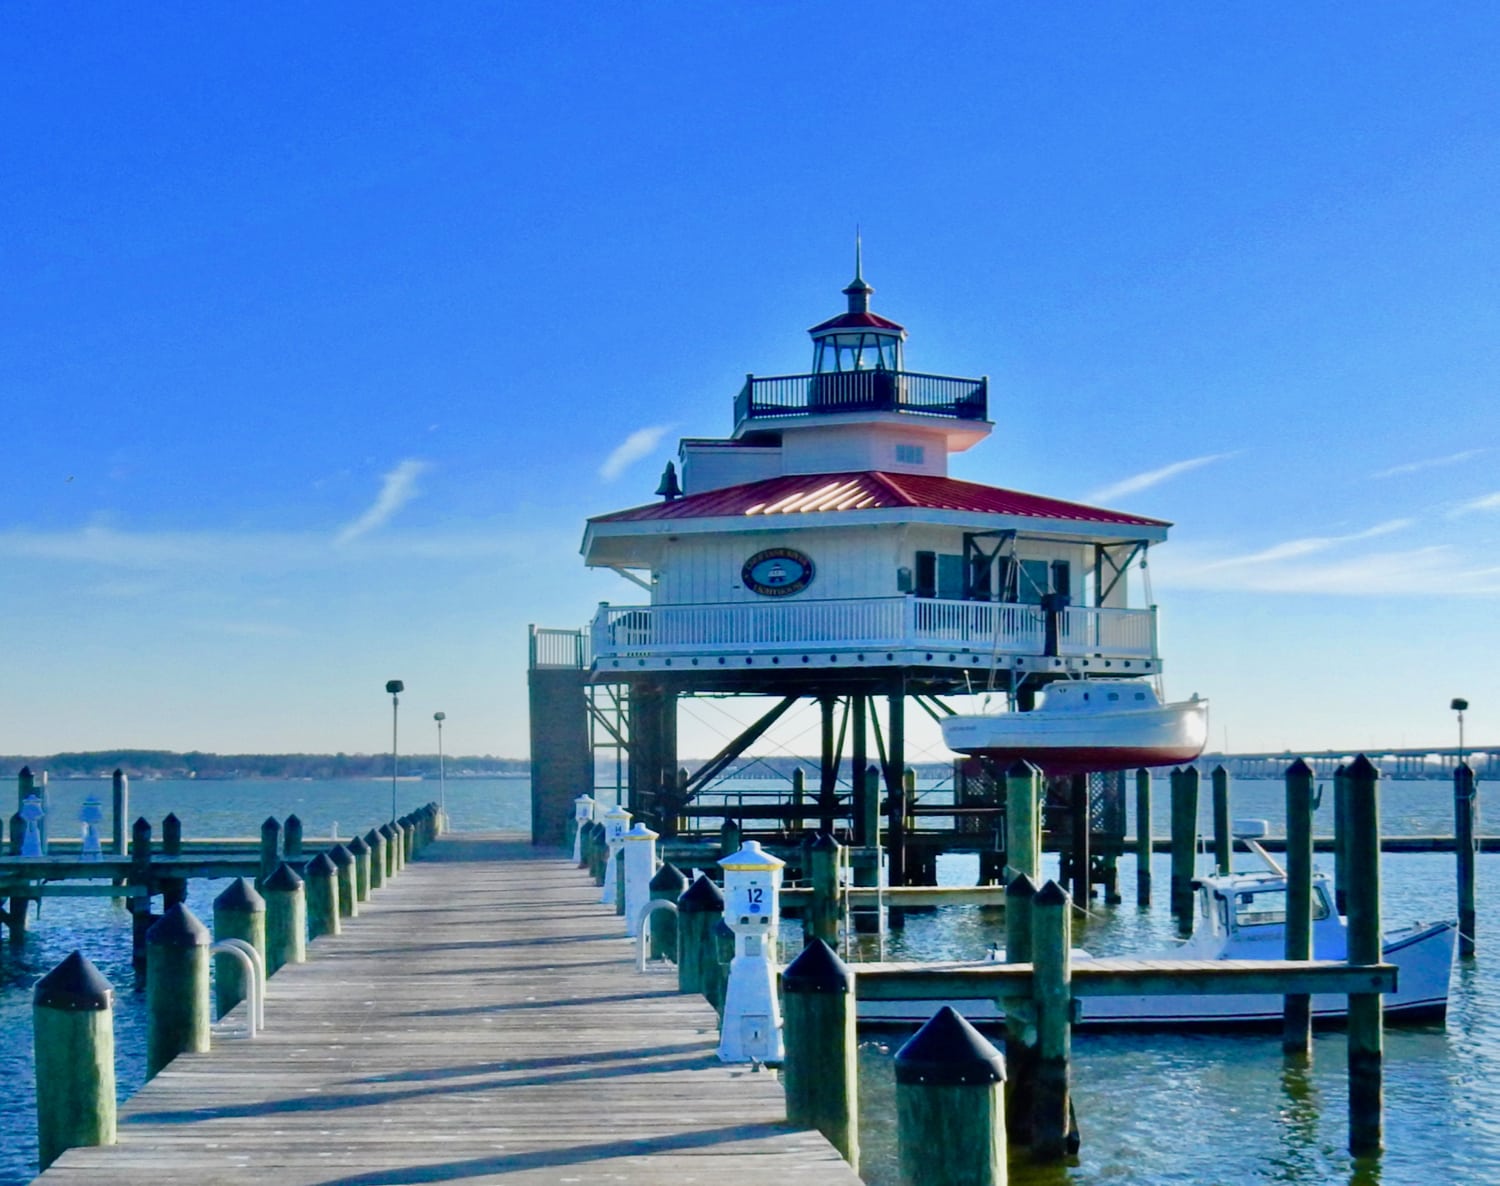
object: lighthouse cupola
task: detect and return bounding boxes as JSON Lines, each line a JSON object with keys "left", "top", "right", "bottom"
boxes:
{"left": 809, "top": 242, "right": 907, "bottom": 375}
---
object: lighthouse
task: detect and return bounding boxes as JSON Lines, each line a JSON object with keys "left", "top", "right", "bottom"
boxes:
{"left": 534, "top": 254, "right": 1171, "bottom": 900}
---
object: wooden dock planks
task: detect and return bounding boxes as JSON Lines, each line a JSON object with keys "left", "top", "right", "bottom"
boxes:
{"left": 34, "top": 834, "right": 858, "bottom": 1185}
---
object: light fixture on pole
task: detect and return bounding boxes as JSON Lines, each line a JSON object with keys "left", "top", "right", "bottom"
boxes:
{"left": 433, "top": 711, "right": 447, "bottom": 825}
{"left": 1452, "top": 697, "right": 1469, "bottom": 767}
{"left": 386, "top": 680, "right": 404, "bottom": 823}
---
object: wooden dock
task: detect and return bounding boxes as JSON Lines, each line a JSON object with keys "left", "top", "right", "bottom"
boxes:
{"left": 34, "top": 833, "right": 858, "bottom": 1185}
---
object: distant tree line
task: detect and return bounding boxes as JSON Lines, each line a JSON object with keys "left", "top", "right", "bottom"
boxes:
{"left": 1, "top": 751, "right": 529, "bottom": 781}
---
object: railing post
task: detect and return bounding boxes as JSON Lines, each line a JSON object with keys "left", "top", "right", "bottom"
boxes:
{"left": 33, "top": 951, "right": 116, "bottom": 1170}
{"left": 895, "top": 1006, "right": 1007, "bottom": 1186}
{"left": 1346, "top": 755, "right": 1383, "bottom": 1157}
{"left": 111, "top": 768, "right": 128, "bottom": 856}
{"left": 783, "top": 940, "right": 859, "bottom": 1168}
{"left": 283, "top": 814, "right": 304, "bottom": 860}
{"left": 146, "top": 904, "right": 211, "bottom": 1078}
{"left": 258, "top": 816, "right": 281, "bottom": 888}
{"left": 1284, "top": 759, "right": 1315, "bottom": 1056}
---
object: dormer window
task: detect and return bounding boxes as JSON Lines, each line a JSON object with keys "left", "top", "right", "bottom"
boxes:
{"left": 895, "top": 443, "right": 925, "bottom": 465}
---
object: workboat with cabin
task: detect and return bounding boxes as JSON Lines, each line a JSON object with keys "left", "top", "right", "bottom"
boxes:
{"left": 940, "top": 678, "right": 1210, "bottom": 776}
{"left": 861, "top": 821, "right": 1456, "bottom": 1029}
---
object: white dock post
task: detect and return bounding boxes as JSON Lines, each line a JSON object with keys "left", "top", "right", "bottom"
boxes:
{"left": 623, "top": 821, "right": 659, "bottom": 937}
{"left": 601, "top": 803, "right": 631, "bottom": 907}
{"left": 718, "top": 839, "right": 785, "bottom": 1063}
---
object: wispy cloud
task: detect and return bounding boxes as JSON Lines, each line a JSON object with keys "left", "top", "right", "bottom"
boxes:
{"left": 1451, "top": 491, "right": 1500, "bottom": 516}
{"left": 1087, "top": 452, "right": 1238, "bottom": 504}
{"left": 336, "top": 459, "right": 429, "bottom": 544}
{"left": 1372, "top": 449, "right": 1486, "bottom": 479}
{"left": 1200, "top": 519, "right": 1413, "bottom": 569}
{"left": 599, "top": 425, "right": 672, "bottom": 482}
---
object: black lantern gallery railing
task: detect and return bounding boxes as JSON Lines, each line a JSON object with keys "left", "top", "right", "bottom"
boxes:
{"left": 734, "top": 370, "right": 988, "bottom": 427}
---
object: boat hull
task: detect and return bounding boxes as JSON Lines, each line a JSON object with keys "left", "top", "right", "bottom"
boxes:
{"left": 857, "top": 920, "right": 1456, "bottom": 1030}
{"left": 941, "top": 697, "right": 1209, "bottom": 776}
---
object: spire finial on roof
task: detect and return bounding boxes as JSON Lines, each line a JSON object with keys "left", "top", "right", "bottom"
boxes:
{"left": 843, "top": 228, "right": 873, "bottom": 312}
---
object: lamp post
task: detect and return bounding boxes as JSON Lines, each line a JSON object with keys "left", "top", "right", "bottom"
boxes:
{"left": 433, "top": 712, "right": 447, "bottom": 826}
{"left": 386, "top": 680, "right": 404, "bottom": 823}
{"left": 1452, "top": 698, "right": 1469, "bottom": 766}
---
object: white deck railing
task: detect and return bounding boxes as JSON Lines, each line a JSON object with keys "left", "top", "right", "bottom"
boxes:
{"left": 590, "top": 597, "right": 1156, "bottom": 662}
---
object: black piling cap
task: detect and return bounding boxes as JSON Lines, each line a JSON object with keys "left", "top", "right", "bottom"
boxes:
{"left": 34, "top": 950, "right": 113, "bottom": 1012}
{"left": 213, "top": 877, "right": 265, "bottom": 913}
{"left": 895, "top": 1005, "right": 1006, "bottom": 1086}
{"left": 649, "top": 862, "right": 688, "bottom": 894}
{"left": 328, "top": 843, "right": 354, "bottom": 868}
{"left": 146, "top": 903, "right": 211, "bottom": 948}
{"left": 782, "top": 938, "right": 852, "bottom": 995}
{"left": 365, "top": 828, "right": 383, "bottom": 845}
{"left": 1348, "top": 754, "right": 1379, "bottom": 781}
{"left": 1287, "top": 757, "right": 1313, "bottom": 778}
{"left": 306, "top": 852, "right": 337, "bottom": 878}
{"left": 1005, "top": 872, "right": 1038, "bottom": 900}
{"left": 19, "top": 765, "right": 31, "bottom": 778}
{"left": 810, "top": 832, "right": 840, "bottom": 854}
{"left": 262, "top": 816, "right": 281, "bottom": 833}
{"left": 265, "top": 862, "right": 305, "bottom": 891}
{"left": 132, "top": 817, "right": 151, "bottom": 838}
{"left": 1035, "top": 879, "right": 1070, "bottom": 908}
{"left": 379, "top": 823, "right": 397, "bottom": 839}
{"left": 677, "top": 873, "right": 725, "bottom": 912}
{"left": 348, "top": 835, "right": 369, "bottom": 854}
{"left": 285, "top": 813, "right": 302, "bottom": 829}
{"left": 163, "top": 812, "right": 181, "bottom": 831}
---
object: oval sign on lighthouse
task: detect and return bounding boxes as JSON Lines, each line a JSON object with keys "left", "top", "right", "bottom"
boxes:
{"left": 742, "top": 548, "right": 815, "bottom": 597}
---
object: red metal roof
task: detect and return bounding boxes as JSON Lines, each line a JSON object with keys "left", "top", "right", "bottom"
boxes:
{"left": 590, "top": 471, "right": 1170, "bottom": 528}
{"left": 807, "top": 311, "right": 907, "bottom": 334}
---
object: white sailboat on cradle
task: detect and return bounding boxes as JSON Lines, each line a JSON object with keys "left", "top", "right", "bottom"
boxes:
{"left": 941, "top": 678, "right": 1210, "bottom": 776}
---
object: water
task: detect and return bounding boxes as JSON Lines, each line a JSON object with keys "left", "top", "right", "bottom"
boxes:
{"left": 2, "top": 774, "right": 1494, "bottom": 1185}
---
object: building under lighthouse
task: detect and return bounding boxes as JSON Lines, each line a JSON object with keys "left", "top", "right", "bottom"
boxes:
{"left": 530, "top": 257, "right": 1172, "bottom": 887}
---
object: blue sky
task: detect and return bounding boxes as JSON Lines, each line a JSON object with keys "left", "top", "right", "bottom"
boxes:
{"left": 4, "top": 4, "right": 1498, "bottom": 761}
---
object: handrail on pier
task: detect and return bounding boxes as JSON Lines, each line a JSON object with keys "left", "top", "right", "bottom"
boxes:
{"left": 210, "top": 938, "right": 265, "bottom": 1036}
{"left": 634, "top": 899, "right": 678, "bottom": 971}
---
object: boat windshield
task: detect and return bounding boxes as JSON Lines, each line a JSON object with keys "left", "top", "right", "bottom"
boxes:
{"left": 1233, "top": 888, "right": 1331, "bottom": 928}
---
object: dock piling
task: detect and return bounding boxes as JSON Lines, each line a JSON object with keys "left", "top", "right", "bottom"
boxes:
{"left": 1456, "top": 763, "right": 1477, "bottom": 959}
{"left": 348, "top": 833, "right": 371, "bottom": 901}
{"left": 1003, "top": 873, "right": 1037, "bottom": 1147}
{"left": 1284, "top": 759, "right": 1315, "bottom": 1056}
{"left": 1333, "top": 764, "right": 1350, "bottom": 913}
{"left": 895, "top": 1005, "right": 1007, "bottom": 1186}
{"left": 1169, "top": 766, "right": 1200, "bottom": 930}
{"left": 1212, "top": 765, "right": 1232, "bottom": 875}
{"left": 1345, "top": 755, "right": 1384, "bottom": 1157}
{"left": 1033, "top": 879, "right": 1074, "bottom": 1160}
{"left": 258, "top": 817, "right": 281, "bottom": 888}
{"left": 1134, "top": 767, "right": 1151, "bottom": 906}
{"left": 145, "top": 904, "right": 211, "bottom": 1078}
{"left": 648, "top": 862, "right": 687, "bottom": 961}
{"left": 305, "top": 852, "right": 340, "bottom": 940}
{"left": 676, "top": 874, "right": 725, "bottom": 999}
{"left": 283, "top": 814, "right": 303, "bottom": 860}
{"left": 782, "top": 939, "right": 858, "bottom": 1168}
{"left": 808, "top": 832, "right": 841, "bottom": 947}
{"left": 33, "top": 951, "right": 116, "bottom": 1170}
{"left": 366, "top": 827, "right": 386, "bottom": 890}
{"left": 263, "top": 862, "right": 307, "bottom": 974}
{"left": 110, "top": 768, "right": 128, "bottom": 856}
{"left": 329, "top": 843, "right": 358, "bottom": 918}
{"left": 212, "top": 878, "right": 266, "bottom": 1021}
